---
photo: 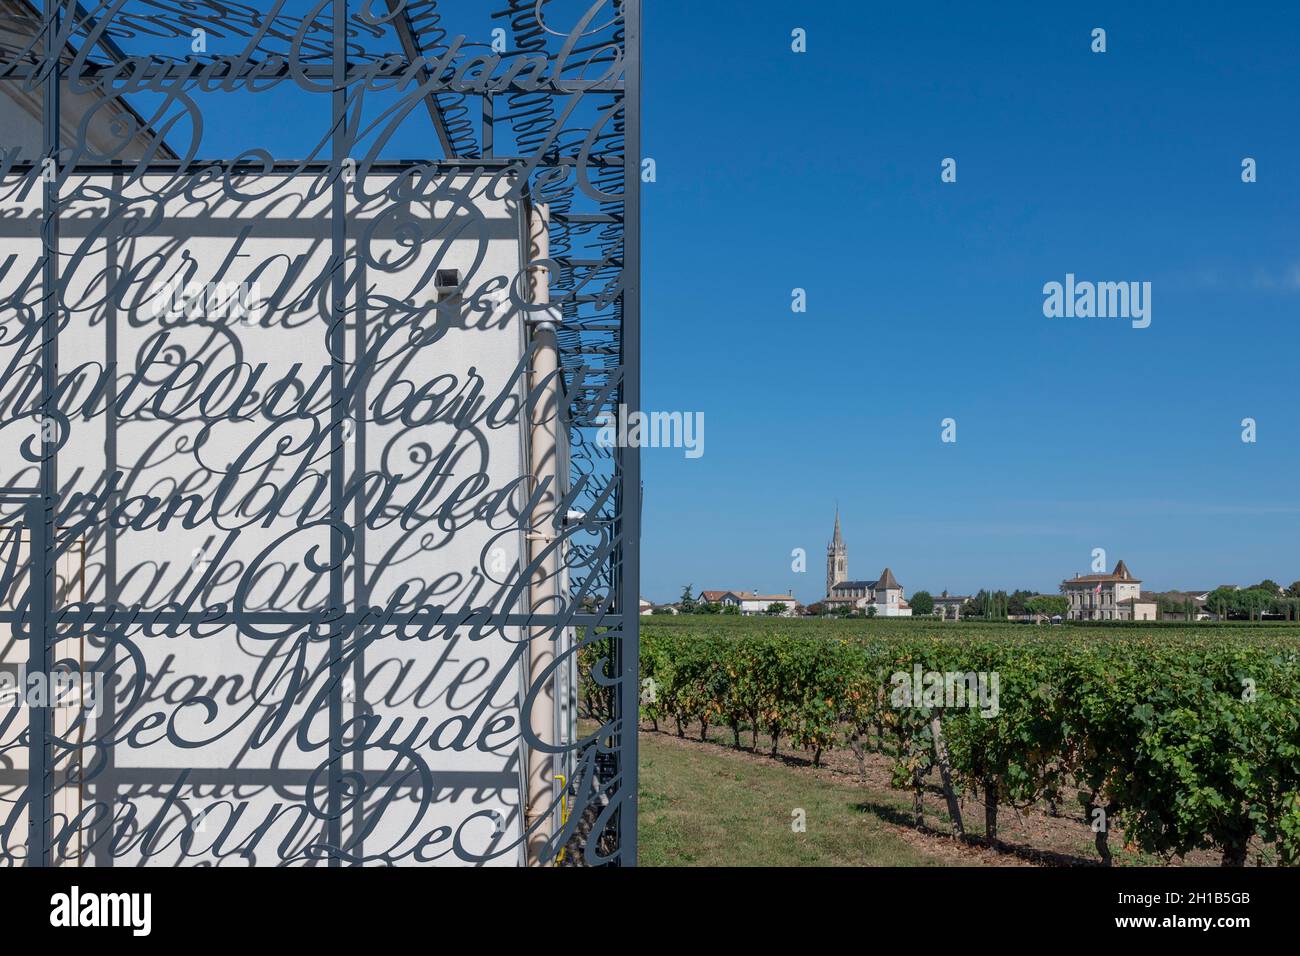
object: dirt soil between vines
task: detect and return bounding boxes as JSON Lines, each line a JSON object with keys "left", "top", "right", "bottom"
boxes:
{"left": 639, "top": 721, "right": 1249, "bottom": 867}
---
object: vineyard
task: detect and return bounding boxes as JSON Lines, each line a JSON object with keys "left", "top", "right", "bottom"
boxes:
{"left": 588, "top": 617, "right": 1300, "bottom": 865}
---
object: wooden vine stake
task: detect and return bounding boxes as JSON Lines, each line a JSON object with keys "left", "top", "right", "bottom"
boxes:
{"left": 929, "top": 715, "right": 965, "bottom": 839}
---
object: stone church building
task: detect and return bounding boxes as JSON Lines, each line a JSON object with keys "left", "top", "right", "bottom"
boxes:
{"left": 823, "top": 510, "right": 911, "bottom": 616}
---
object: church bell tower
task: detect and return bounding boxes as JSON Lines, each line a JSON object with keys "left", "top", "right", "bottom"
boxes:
{"left": 826, "top": 507, "right": 847, "bottom": 595}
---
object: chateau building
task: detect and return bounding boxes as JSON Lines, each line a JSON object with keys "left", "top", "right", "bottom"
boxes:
{"left": 1061, "top": 560, "right": 1157, "bottom": 621}
{"left": 823, "top": 510, "right": 912, "bottom": 616}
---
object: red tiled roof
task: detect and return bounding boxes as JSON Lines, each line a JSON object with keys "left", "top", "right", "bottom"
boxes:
{"left": 1062, "top": 560, "right": 1141, "bottom": 586}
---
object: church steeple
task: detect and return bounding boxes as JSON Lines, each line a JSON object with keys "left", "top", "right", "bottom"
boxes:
{"left": 826, "top": 506, "right": 848, "bottom": 596}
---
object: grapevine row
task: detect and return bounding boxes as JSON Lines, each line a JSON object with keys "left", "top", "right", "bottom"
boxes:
{"left": 594, "top": 622, "right": 1300, "bottom": 865}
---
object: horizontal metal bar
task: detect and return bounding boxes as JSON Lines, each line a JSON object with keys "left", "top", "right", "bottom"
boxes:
{"left": 552, "top": 213, "right": 622, "bottom": 223}
{"left": 0, "top": 609, "right": 624, "bottom": 627}
{"left": 0, "top": 767, "right": 521, "bottom": 789}
{"left": 4, "top": 158, "right": 603, "bottom": 173}
{"left": 0, "top": 62, "right": 623, "bottom": 94}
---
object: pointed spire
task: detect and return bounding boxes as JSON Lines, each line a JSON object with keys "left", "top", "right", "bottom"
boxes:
{"left": 877, "top": 567, "right": 899, "bottom": 589}
{"left": 831, "top": 505, "right": 844, "bottom": 548}
{"left": 1113, "top": 559, "right": 1131, "bottom": 580}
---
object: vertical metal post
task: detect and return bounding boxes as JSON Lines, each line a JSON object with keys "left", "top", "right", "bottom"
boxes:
{"left": 29, "top": 0, "right": 62, "bottom": 869}
{"left": 327, "top": 0, "right": 348, "bottom": 865}
{"left": 91, "top": 167, "right": 123, "bottom": 866}
{"left": 26, "top": 497, "right": 52, "bottom": 866}
{"left": 525, "top": 204, "right": 557, "bottom": 866}
{"left": 350, "top": 256, "right": 368, "bottom": 861}
{"left": 617, "top": 0, "right": 641, "bottom": 867}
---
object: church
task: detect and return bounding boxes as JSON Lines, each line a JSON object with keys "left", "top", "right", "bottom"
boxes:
{"left": 822, "top": 510, "right": 912, "bottom": 616}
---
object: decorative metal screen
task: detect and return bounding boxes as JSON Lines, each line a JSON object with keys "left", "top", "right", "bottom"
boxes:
{"left": 0, "top": 0, "right": 638, "bottom": 867}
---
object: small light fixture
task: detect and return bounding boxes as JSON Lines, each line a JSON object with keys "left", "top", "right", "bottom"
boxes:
{"left": 434, "top": 268, "right": 461, "bottom": 302}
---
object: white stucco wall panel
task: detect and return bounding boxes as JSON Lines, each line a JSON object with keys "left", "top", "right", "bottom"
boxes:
{"left": 0, "top": 170, "right": 535, "bottom": 866}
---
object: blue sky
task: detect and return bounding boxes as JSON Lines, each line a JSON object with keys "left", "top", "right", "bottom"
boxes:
{"left": 640, "top": 0, "right": 1300, "bottom": 603}
{"left": 91, "top": 1, "right": 1300, "bottom": 605}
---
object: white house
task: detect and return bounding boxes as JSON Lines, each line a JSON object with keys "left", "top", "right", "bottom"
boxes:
{"left": 696, "top": 590, "right": 795, "bottom": 616}
{"left": 698, "top": 589, "right": 742, "bottom": 610}
{"left": 736, "top": 591, "right": 797, "bottom": 616}
{"left": 931, "top": 591, "right": 971, "bottom": 620}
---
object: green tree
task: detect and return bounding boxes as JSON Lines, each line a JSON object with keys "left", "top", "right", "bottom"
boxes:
{"left": 766, "top": 602, "right": 787, "bottom": 616}
{"left": 981, "top": 590, "right": 1009, "bottom": 620}
{"left": 1239, "top": 588, "right": 1273, "bottom": 622}
{"left": 910, "top": 590, "right": 934, "bottom": 615}
{"left": 679, "top": 584, "right": 696, "bottom": 613}
{"left": 1025, "top": 595, "right": 1069, "bottom": 620}
{"left": 1007, "top": 589, "right": 1035, "bottom": 616}
{"left": 1205, "top": 586, "right": 1237, "bottom": 620}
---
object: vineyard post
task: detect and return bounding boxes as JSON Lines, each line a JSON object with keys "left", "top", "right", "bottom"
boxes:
{"left": 912, "top": 768, "right": 924, "bottom": 828}
{"left": 1095, "top": 811, "right": 1112, "bottom": 866}
{"left": 983, "top": 778, "right": 997, "bottom": 842}
{"left": 929, "top": 716, "right": 964, "bottom": 838}
{"left": 849, "top": 728, "right": 867, "bottom": 783}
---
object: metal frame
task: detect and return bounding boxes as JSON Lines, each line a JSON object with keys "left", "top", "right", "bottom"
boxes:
{"left": 0, "top": 0, "right": 638, "bottom": 867}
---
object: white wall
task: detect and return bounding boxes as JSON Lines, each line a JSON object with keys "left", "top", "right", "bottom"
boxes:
{"left": 0, "top": 168, "right": 548, "bottom": 866}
